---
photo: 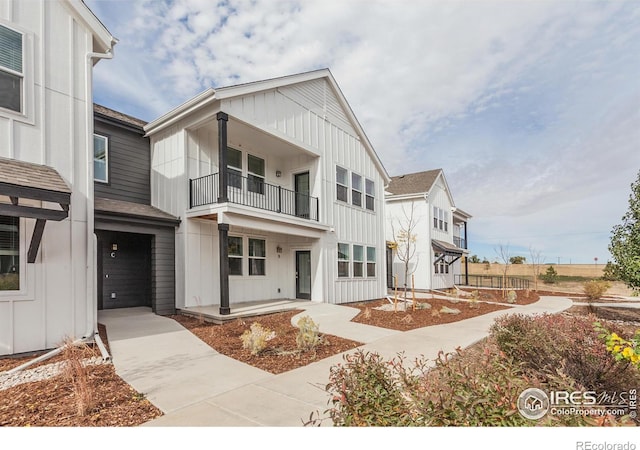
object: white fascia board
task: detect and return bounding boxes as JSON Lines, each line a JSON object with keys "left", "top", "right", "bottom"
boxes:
{"left": 385, "top": 193, "right": 427, "bottom": 203}
{"left": 144, "top": 89, "right": 217, "bottom": 136}
{"left": 453, "top": 207, "right": 472, "bottom": 220}
{"left": 214, "top": 69, "right": 331, "bottom": 100}
{"left": 63, "top": 0, "right": 116, "bottom": 53}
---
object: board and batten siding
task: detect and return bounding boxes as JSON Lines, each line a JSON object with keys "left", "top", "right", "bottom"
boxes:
{"left": 0, "top": 0, "right": 98, "bottom": 355}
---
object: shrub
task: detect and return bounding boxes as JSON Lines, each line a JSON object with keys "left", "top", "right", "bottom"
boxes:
{"left": 240, "top": 322, "right": 275, "bottom": 355}
{"left": 506, "top": 290, "right": 517, "bottom": 304}
{"left": 601, "top": 262, "right": 620, "bottom": 282}
{"left": 295, "top": 315, "right": 323, "bottom": 352}
{"left": 540, "top": 266, "right": 558, "bottom": 284}
{"left": 491, "top": 314, "right": 639, "bottom": 393}
{"left": 583, "top": 279, "right": 611, "bottom": 300}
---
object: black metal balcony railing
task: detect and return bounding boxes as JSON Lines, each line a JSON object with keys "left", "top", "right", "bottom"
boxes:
{"left": 453, "top": 236, "right": 467, "bottom": 249}
{"left": 189, "top": 172, "right": 319, "bottom": 221}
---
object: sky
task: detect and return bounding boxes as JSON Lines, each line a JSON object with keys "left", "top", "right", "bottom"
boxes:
{"left": 86, "top": 0, "right": 640, "bottom": 264}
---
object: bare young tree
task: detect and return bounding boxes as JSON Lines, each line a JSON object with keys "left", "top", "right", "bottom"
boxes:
{"left": 390, "top": 202, "right": 420, "bottom": 300}
{"left": 529, "top": 246, "right": 545, "bottom": 292}
{"left": 494, "top": 243, "right": 512, "bottom": 298}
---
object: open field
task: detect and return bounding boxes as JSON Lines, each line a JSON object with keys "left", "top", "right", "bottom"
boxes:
{"left": 467, "top": 262, "right": 605, "bottom": 278}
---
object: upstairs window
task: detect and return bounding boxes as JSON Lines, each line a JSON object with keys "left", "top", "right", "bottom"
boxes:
{"left": 365, "top": 179, "right": 375, "bottom": 211}
{"left": 227, "top": 148, "right": 242, "bottom": 189}
{"left": 337, "top": 243, "right": 349, "bottom": 277}
{"left": 94, "top": 134, "right": 109, "bottom": 183}
{"left": 433, "top": 206, "right": 449, "bottom": 232}
{"left": 353, "top": 245, "right": 364, "bottom": 277}
{"left": 351, "top": 173, "right": 362, "bottom": 207}
{"left": 336, "top": 166, "right": 348, "bottom": 203}
{"left": 0, "top": 24, "right": 23, "bottom": 113}
{"left": 247, "top": 154, "right": 265, "bottom": 194}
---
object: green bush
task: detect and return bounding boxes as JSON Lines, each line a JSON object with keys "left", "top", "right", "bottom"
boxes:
{"left": 601, "top": 262, "right": 620, "bottom": 281}
{"left": 540, "top": 266, "right": 558, "bottom": 284}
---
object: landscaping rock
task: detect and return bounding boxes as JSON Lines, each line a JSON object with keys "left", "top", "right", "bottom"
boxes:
{"left": 440, "top": 306, "right": 461, "bottom": 315}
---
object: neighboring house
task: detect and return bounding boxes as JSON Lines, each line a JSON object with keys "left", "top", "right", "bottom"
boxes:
{"left": 144, "top": 69, "right": 390, "bottom": 314}
{"left": 93, "top": 104, "right": 180, "bottom": 316}
{"left": 0, "top": 1, "right": 116, "bottom": 356}
{"left": 385, "top": 169, "right": 471, "bottom": 292}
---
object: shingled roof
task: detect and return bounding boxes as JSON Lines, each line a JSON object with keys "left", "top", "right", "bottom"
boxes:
{"left": 0, "top": 157, "right": 71, "bottom": 194}
{"left": 94, "top": 197, "right": 179, "bottom": 224}
{"left": 386, "top": 169, "right": 442, "bottom": 196}
{"left": 94, "top": 103, "right": 147, "bottom": 129}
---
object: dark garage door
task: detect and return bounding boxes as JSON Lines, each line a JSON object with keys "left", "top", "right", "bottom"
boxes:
{"left": 97, "top": 231, "right": 151, "bottom": 309}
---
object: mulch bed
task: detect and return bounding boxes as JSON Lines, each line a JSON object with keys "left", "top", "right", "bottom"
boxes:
{"left": 171, "top": 310, "right": 363, "bottom": 374}
{"left": 348, "top": 297, "right": 511, "bottom": 331}
{"left": 458, "top": 288, "right": 540, "bottom": 305}
{"left": 0, "top": 324, "right": 162, "bottom": 427}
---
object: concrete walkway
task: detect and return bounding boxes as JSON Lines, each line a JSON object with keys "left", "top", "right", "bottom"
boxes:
{"left": 98, "top": 296, "right": 572, "bottom": 427}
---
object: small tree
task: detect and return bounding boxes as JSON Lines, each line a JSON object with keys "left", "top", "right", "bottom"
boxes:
{"left": 509, "top": 256, "right": 526, "bottom": 264}
{"left": 529, "top": 246, "right": 545, "bottom": 292}
{"left": 609, "top": 170, "right": 640, "bottom": 292}
{"left": 494, "top": 244, "right": 512, "bottom": 298}
{"left": 468, "top": 254, "right": 480, "bottom": 263}
{"left": 390, "top": 202, "right": 419, "bottom": 300}
{"left": 541, "top": 266, "right": 558, "bottom": 284}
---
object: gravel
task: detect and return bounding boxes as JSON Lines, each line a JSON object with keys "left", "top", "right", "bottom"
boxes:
{"left": 0, "top": 357, "right": 109, "bottom": 391}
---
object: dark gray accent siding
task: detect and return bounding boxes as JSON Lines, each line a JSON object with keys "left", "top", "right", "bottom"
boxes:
{"left": 95, "top": 218, "right": 176, "bottom": 316}
{"left": 94, "top": 119, "right": 150, "bottom": 205}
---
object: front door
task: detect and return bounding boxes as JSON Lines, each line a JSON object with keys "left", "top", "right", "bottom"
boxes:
{"left": 295, "top": 250, "right": 311, "bottom": 300}
{"left": 294, "top": 172, "right": 310, "bottom": 219}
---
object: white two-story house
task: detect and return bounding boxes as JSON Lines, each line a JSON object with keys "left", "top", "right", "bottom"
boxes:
{"left": 385, "top": 169, "right": 471, "bottom": 292}
{"left": 0, "top": 0, "right": 115, "bottom": 355}
{"left": 145, "top": 69, "right": 390, "bottom": 315}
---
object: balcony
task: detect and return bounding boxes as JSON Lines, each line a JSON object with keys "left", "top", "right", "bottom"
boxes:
{"left": 189, "top": 172, "right": 319, "bottom": 221}
{"left": 453, "top": 236, "right": 467, "bottom": 249}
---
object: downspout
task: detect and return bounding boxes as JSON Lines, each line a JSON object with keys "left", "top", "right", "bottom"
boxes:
{"left": 83, "top": 44, "right": 115, "bottom": 361}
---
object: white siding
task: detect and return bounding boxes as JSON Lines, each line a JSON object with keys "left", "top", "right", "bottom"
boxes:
{"left": 0, "top": 0, "right": 98, "bottom": 355}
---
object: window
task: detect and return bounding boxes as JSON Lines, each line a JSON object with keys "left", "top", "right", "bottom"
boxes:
{"left": 336, "top": 166, "right": 348, "bottom": 203}
{"left": 433, "top": 206, "right": 438, "bottom": 229}
{"left": 0, "top": 215, "right": 19, "bottom": 290}
{"left": 366, "top": 246, "right": 376, "bottom": 277}
{"left": 433, "top": 206, "right": 450, "bottom": 232}
{"left": 227, "top": 147, "right": 242, "bottom": 189}
{"left": 0, "top": 24, "right": 23, "bottom": 113}
{"left": 337, "top": 243, "right": 349, "bottom": 277}
{"left": 247, "top": 154, "right": 265, "bottom": 194}
{"left": 248, "top": 238, "right": 266, "bottom": 276}
{"left": 94, "top": 134, "right": 108, "bottom": 183}
{"left": 353, "top": 245, "right": 364, "bottom": 277}
{"left": 365, "top": 179, "right": 375, "bottom": 211}
{"left": 351, "top": 173, "right": 362, "bottom": 207}
{"left": 444, "top": 211, "right": 449, "bottom": 232}
{"left": 228, "top": 236, "right": 243, "bottom": 275}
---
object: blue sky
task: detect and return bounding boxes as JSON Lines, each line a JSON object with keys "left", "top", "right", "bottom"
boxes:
{"left": 87, "top": 0, "right": 640, "bottom": 264}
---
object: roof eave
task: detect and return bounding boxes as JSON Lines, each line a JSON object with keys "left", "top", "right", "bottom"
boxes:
{"left": 63, "top": 0, "right": 116, "bottom": 54}
{"left": 144, "top": 88, "right": 217, "bottom": 136}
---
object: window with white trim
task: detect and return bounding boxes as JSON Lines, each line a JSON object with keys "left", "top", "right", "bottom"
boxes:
{"left": 0, "top": 215, "right": 19, "bottom": 291}
{"left": 433, "top": 206, "right": 449, "bottom": 232}
{"left": 351, "top": 173, "right": 362, "bottom": 207}
{"left": 0, "top": 24, "right": 23, "bottom": 113}
{"left": 247, "top": 154, "right": 265, "bottom": 194}
{"left": 94, "top": 134, "right": 109, "bottom": 183}
{"left": 366, "top": 246, "right": 376, "bottom": 277}
{"left": 353, "top": 245, "right": 364, "bottom": 277}
{"left": 228, "top": 236, "right": 243, "bottom": 276}
{"left": 248, "top": 238, "right": 266, "bottom": 276}
{"left": 337, "top": 243, "right": 349, "bottom": 277}
{"left": 227, "top": 147, "right": 242, "bottom": 189}
{"left": 336, "top": 166, "right": 348, "bottom": 203}
{"left": 365, "top": 179, "right": 375, "bottom": 211}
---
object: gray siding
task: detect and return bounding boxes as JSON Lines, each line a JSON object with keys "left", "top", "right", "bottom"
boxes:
{"left": 95, "top": 219, "right": 176, "bottom": 316}
{"left": 94, "top": 119, "right": 151, "bottom": 204}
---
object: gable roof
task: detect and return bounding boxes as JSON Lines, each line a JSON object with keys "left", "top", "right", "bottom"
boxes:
{"left": 64, "top": 0, "right": 117, "bottom": 54}
{"left": 144, "top": 69, "right": 390, "bottom": 183}
{"left": 386, "top": 169, "right": 442, "bottom": 196}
